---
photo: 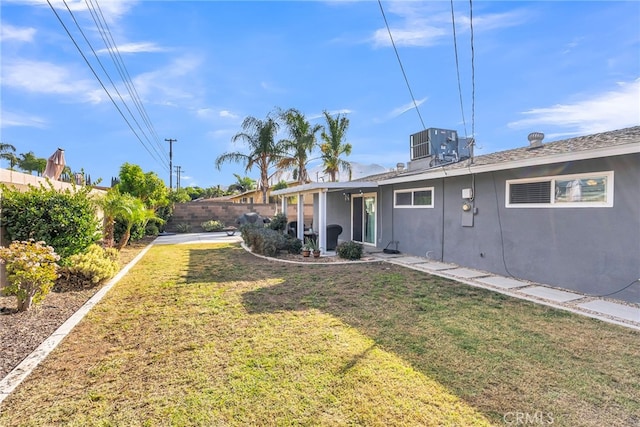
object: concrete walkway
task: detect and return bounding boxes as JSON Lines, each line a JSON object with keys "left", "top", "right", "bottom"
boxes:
{"left": 369, "top": 251, "right": 640, "bottom": 330}
{"left": 1, "top": 232, "right": 637, "bottom": 405}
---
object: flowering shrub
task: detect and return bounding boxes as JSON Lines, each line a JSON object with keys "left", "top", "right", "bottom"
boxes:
{"left": 201, "top": 219, "right": 225, "bottom": 232}
{"left": 0, "top": 240, "right": 60, "bottom": 312}
{"left": 61, "top": 244, "right": 119, "bottom": 287}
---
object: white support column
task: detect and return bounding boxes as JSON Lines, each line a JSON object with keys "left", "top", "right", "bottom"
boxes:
{"left": 318, "top": 190, "right": 327, "bottom": 253}
{"left": 297, "top": 193, "right": 304, "bottom": 240}
{"left": 281, "top": 196, "right": 288, "bottom": 223}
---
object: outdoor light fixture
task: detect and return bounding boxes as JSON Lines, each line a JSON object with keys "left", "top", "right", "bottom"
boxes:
{"left": 343, "top": 192, "right": 350, "bottom": 202}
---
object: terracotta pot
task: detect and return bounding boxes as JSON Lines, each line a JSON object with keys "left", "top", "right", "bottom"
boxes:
{"left": 313, "top": 250, "right": 321, "bottom": 258}
{"left": 302, "top": 250, "right": 311, "bottom": 257}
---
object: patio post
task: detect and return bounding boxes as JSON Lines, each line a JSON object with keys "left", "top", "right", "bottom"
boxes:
{"left": 297, "top": 192, "right": 304, "bottom": 241}
{"left": 318, "top": 189, "right": 327, "bottom": 254}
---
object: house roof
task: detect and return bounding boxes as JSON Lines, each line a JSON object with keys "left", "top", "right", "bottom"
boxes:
{"left": 383, "top": 126, "right": 640, "bottom": 184}
{"left": 271, "top": 126, "right": 639, "bottom": 195}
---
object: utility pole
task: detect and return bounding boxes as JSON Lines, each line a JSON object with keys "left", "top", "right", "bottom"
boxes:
{"left": 175, "top": 165, "right": 183, "bottom": 190}
{"left": 165, "top": 138, "right": 177, "bottom": 189}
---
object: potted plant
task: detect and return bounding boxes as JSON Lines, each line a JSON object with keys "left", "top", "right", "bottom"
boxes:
{"left": 307, "top": 238, "right": 321, "bottom": 258}
{"left": 302, "top": 238, "right": 312, "bottom": 257}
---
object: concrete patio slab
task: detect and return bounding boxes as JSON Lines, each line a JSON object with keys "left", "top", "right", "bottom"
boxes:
{"left": 476, "top": 276, "right": 530, "bottom": 289}
{"left": 442, "top": 268, "right": 490, "bottom": 279}
{"left": 413, "top": 261, "right": 456, "bottom": 271}
{"left": 577, "top": 300, "right": 640, "bottom": 324}
{"left": 519, "top": 286, "right": 584, "bottom": 303}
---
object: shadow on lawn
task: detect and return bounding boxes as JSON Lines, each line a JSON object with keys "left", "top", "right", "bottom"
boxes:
{"left": 185, "top": 246, "right": 640, "bottom": 426}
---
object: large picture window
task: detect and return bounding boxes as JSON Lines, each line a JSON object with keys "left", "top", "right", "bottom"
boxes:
{"left": 506, "top": 171, "right": 613, "bottom": 208}
{"left": 394, "top": 187, "right": 434, "bottom": 208}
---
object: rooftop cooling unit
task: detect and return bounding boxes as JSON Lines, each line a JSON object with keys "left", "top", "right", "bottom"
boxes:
{"left": 410, "top": 128, "right": 462, "bottom": 164}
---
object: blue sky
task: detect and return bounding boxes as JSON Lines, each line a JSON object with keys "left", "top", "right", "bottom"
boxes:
{"left": 1, "top": 1, "right": 638, "bottom": 188}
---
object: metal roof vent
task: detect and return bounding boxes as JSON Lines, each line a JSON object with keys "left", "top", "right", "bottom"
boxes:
{"left": 527, "top": 132, "right": 544, "bottom": 150}
{"left": 396, "top": 162, "right": 405, "bottom": 172}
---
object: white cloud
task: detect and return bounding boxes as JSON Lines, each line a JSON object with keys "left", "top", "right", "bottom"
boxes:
{"left": 508, "top": 78, "right": 640, "bottom": 134}
{"left": 1, "top": 59, "right": 101, "bottom": 102}
{"left": 219, "top": 110, "right": 239, "bottom": 119}
{"left": 96, "top": 42, "right": 167, "bottom": 55}
{"left": 0, "top": 24, "right": 36, "bottom": 42}
{"left": 388, "top": 98, "right": 427, "bottom": 119}
{"left": 0, "top": 110, "right": 48, "bottom": 129}
{"left": 133, "top": 55, "right": 204, "bottom": 103}
{"left": 371, "top": 4, "right": 528, "bottom": 48}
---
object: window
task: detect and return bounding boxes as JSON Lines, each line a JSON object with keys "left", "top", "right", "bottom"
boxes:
{"left": 506, "top": 171, "right": 613, "bottom": 208}
{"left": 394, "top": 187, "right": 434, "bottom": 208}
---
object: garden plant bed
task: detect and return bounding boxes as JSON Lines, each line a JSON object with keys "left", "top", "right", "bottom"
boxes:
{"left": 0, "top": 237, "right": 154, "bottom": 380}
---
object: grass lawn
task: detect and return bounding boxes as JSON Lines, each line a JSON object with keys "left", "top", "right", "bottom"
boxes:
{"left": 0, "top": 243, "right": 638, "bottom": 426}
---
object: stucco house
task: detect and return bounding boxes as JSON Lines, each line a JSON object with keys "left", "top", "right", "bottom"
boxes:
{"left": 272, "top": 126, "right": 640, "bottom": 303}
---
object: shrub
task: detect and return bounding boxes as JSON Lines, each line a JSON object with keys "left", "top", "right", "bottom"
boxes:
{"left": 0, "top": 183, "right": 100, "bottom": 263}
{"left": 175, "top": 223, "right": 192, "bottom": 233}
{"left": 0, "top": 240, "right": 60, "bottom": 311}
{"left": 268, "top": 213, "right": 288, "bottom": 232}
{"left": 240, "top": 225, "right": 290, "bottom": 257}
{"left": 58, "top": 244, "right": 120, "bottom": 288}
{"left": 145, "top": 221, "right": 160, "bottom": 237}
{"left": 284, "top": 235, "right": 302, "bottom": 254}
{"left": 201, "top": 219, "right": 225, "bottom": 232}
{"left": 336, "top": 241, "right": 364, "bottom": 260}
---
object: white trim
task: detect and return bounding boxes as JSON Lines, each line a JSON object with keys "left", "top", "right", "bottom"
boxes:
{"left": 393, "top": 186, "right": 435, "bottom": 208}
{"left": 505, "top": 171, "right": 614, "bottom": 208}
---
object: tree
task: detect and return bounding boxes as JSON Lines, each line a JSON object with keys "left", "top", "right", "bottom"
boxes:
{"left": 227, "top": 174, "right": 256, "bottom": 194}
{"left": 115, "top": 197, "right": 159, "bottom": 250}
{"left": 0, "top": 142, "right": 17, "bottom": 169}
{"left": 18, "top": 151, "right": 46, "bottom": 175}
{"left": 320, "top": 111, "right": 353, "bottom": 182}
{"left": 215, "top": 113, "right": 283, "bottom": 203}
{"left": 95, "top": 188, "right": 134, "bottom": 248}
{"left": 116, "top": 163, "right": 169, "bottom": 209}
{"left": 278, "top": 108, "right": 322, "bottom": 184}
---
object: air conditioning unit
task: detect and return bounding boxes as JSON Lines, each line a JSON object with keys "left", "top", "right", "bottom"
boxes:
{"left": 410, "top": 128, "right": 458, "bottom": 161}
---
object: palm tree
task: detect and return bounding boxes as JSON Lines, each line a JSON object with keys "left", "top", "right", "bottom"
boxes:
{"left": 96, "top": 188, "right": 135, "bottom": 248}
{"left": 320, "top": 110, "right": 353, "bottom": 182}
{"left": 278, "top": 108, "right": 322, "bottom": 184}
{"left": 115, "top": 197, "right": 158, "bottom": 250}
{"left": 0, "top": 142, "right": 16, "bottom": 169}
{"left": 227, "top": 174, "right": 256, "bottom": 194}
{"left": 215, "top": 113, "right": 283, "bottom": 203}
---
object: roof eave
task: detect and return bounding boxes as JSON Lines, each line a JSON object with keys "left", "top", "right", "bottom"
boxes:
{"left": 271, "top": 181, "right": 379, "bottom": 196}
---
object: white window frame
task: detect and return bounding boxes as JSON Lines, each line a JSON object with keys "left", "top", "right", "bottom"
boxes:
{"left": 506, "top": 171, "right": 614, "bottom": 208}
{"left": 394, "top": 187, "right": 435, "bottom": 208}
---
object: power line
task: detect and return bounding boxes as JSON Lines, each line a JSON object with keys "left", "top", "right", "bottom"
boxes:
{"left": 377, "top": 0, "right": 426, "bottom": 130}
{"left": 469, "top": 0, "right": 476, "bottom": 140}
{"left": 86, "top": 0, "right": 169, "bottom": 164}
{"left": 46, "top": 0, "right": 169, "bottom": 172}
{"left": 449, "top": 0, "right": 468, "bottom": 139}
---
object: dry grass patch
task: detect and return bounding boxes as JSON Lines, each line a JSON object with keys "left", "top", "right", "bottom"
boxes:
{"left": 0, "top": 243, "right": 638, "bottom": 426}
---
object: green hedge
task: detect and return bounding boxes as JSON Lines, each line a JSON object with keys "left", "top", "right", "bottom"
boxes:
{"left": 0, "top": 183, "right": 100, "bottom": 263}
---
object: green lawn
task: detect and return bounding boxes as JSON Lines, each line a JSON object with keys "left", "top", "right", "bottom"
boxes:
{"left": 1, "top": 243, "right": 638, "bottom": 426}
